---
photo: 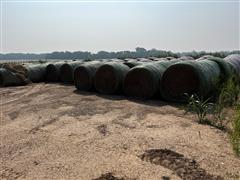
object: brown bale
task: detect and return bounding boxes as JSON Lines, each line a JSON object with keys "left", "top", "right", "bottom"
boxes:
{"left": 0, "top": 63, "right": 30, "bottom": 85}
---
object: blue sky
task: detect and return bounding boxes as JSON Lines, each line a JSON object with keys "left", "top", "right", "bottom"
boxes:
{"left": 1, "top": 1, "right": 239, "bottom": 53}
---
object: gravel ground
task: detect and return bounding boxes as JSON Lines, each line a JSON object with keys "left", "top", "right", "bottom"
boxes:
{"left": 0, "top": 83, "right": 239, "bottom": 180}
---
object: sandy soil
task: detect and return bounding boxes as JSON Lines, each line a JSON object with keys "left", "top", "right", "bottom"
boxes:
{"left": 0, "top": 83, "right": 240, "bottom": 180}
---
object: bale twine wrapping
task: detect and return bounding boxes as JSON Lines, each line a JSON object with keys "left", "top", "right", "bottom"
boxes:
{"left": 94, "top": 62, "right": 130, "bottom": 94}
{"left": 25, "top": 63, "right": 48, "bottom": 83}
{"left": 123, "top": 60, "right": 178, "bottom": 99}
{"left": 60, "top": 61, "right": 83, "bottom": 84}
{"left": 74, "top": 62, "right": 103, "bottom": 91}
{"left": 205, "top": 57, "right": 233, "bottom": 82}
{"left": 224, "top": 54, "right": 240, "bottom": 78}
{"left": 46, "top": 62, "right": 65, "bottom": 82}
{"left": 161, "top": 60, "right": 221, "bottom": 102}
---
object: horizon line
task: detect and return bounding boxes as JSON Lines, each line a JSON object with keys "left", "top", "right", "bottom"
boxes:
{"left": 1, "top": 49, "right": 240, "bottom": 55}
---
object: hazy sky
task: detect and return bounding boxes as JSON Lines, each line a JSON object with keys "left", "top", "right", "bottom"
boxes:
{"left": 1, "top": 0, "right": 239, "bottom": 53}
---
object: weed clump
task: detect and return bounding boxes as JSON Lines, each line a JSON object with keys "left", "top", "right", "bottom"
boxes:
{"left": 185, "top": 75, "right": 240, "bottom": 156}
{"left": 185, "top": 94, "right": 213, "bottom": 124}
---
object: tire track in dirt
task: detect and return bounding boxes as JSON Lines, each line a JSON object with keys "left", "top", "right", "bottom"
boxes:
{"left": 29, "top": 117, "right": 59, "bottom": 134}
{"left": 1, "top": 84, "right": 46, "bottom": 105}
{"left": 0, "top": 167, "right": 26, "bottom": 180}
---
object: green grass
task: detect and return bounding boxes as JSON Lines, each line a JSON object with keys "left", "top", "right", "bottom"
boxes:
{"left": 185, "top": 94, "right": 213, "bottom": 124}
{"left": 217, "top": 75, "right": 240, "bottom": 106}
{"left": 212, "top": 75, "right": 240, "bottom": 129}
{"left": 231, "top": 104, "right": 240, "bottom": 157}
{"left": 213, "top": 76, "right": 240, "bottom": 156}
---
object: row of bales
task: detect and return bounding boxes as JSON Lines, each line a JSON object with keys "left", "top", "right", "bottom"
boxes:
{"left": 1, "top": 54, "right": 240, "bottom": 103}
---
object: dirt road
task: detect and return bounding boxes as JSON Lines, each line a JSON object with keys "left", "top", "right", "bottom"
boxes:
{"left": 0, "top": 83, "right": 239, "bottom": 179}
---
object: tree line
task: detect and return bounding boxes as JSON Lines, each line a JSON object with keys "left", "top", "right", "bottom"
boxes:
{"left": 0, "top": 48, "right": 239, "bottom": 60}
